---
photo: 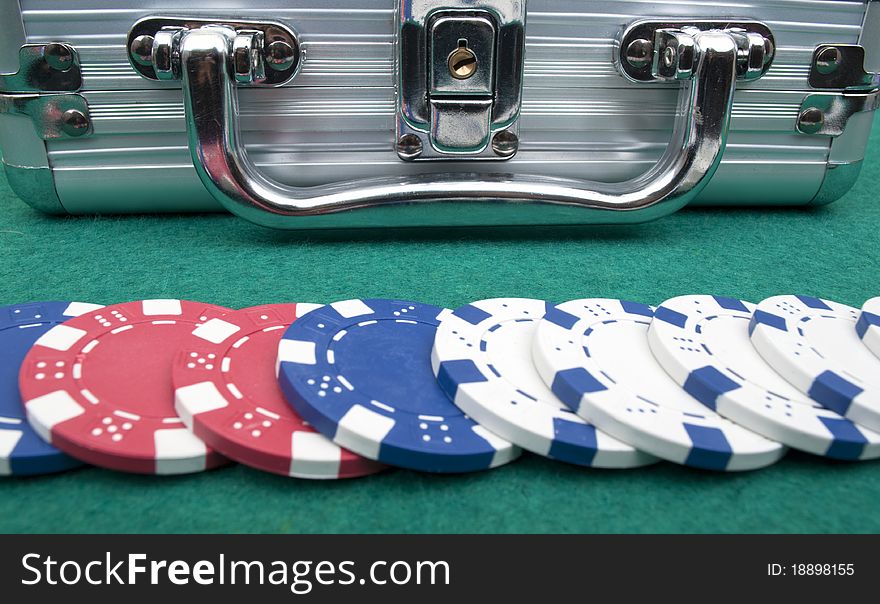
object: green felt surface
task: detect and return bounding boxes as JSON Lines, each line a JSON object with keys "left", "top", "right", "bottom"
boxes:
{"left": 1, "top": 123, "right": 879, "bottom": 534}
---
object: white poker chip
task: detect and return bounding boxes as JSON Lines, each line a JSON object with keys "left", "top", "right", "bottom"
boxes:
{"left": 750, "top": 295, "right": 880, "bottom": 433}
{"left": 432, "top": 298, "right": 658, "bottom": 469}
{"left": 532, "top": 299, "right": 786, "bottom": 472}
{"left": 649, "top": 295, "right": 880, "bottom": 460}
{"left": 857, "top": 297, "right": 880, "bottom": 360}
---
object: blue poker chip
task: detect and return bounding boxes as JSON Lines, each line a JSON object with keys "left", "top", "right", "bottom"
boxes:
{"left": 1, "top": 301, "right": 102, "bottom": 476}
{"left": 277, "top": 299, "right": 520, "bottom": 473}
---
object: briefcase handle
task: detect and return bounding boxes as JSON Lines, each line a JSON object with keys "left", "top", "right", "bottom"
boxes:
{"left": 133, "top": 23, "right": 766, "bottom": 229}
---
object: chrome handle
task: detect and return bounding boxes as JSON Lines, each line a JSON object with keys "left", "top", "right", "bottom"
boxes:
{"left": 167, "top": 25, "right": 746, "bottom": 229}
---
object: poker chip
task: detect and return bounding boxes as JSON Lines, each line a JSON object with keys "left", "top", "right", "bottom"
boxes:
{"left": 277, "top": 299, "right": 521, "bottom": 473}
{"left": 649, "top": 296, "right": 880, "bottom": 460}
{"left": 750, "top": 295, "right": 880, "bottom": 434}
{"left": 857, "top": 297, "right": 880, "bottom": 360}
{"left": 174, "top": 303, "right": 386, "bottom": 479}
{"left": 19, "top": 300, "right": 231, "bottom": 475}
{"left": 432, "top": 298, "right": 657, "bottom": 469}
{"left": 1, "top": 302, "right": 104, "bottom": 476}
{"left": 532, "top": 299, "right": 786, "bottom": 471}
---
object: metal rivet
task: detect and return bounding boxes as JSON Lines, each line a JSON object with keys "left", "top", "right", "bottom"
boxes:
{"left": 815, "top": 46, "right": 841, "bottom": 75}
{"left": 264, "top": 40, "right": 298, "bottom": 72}
{"left": 663, "top": 46, "right": 677, "bottom": 68}
{"left": 130, "top": 35, "right": 155, "bottom": 67}
{"left": 625, "top": 38, "right": 654, "bottom": 70}
{"left": 798, "top": 107, "right": 824, "bottom": 134}
{"left": 60, "top": 109, "right": 90, "bottom": 137}
{"left": 44, "top": 43, "right": 73, "bottom": 72}
{"left": 491, "top": 130, "right": 519, "bottom": 158}
{"left": 396, "top": 134, "right": 423, "bottom": 161}
{"left": 448, "top": 45, "right": 478, "bottom": 80}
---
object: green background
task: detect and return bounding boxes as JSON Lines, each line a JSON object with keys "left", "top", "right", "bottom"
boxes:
{"left": 1, "top": 123, "right": 879, "bottom": 534}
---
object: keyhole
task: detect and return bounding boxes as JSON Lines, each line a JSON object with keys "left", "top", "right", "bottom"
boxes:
{"left": 448, "top": 40, "right": 478, "bottom": 80}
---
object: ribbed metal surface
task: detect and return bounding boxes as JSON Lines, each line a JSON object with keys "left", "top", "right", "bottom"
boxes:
{"left": 10, "top": 0, "right": 872, "bottom": 212}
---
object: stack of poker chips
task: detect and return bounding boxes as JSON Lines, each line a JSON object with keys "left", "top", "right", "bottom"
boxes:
{"left": 3, "top": 295, "right": 880, "bottom": 478}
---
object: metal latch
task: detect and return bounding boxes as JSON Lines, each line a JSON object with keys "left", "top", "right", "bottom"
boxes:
{"left": 0, "top": 43, "right": 92, "bottom": 139}
{"left": 396, "top": 0, "right": 525, "bottom": 161}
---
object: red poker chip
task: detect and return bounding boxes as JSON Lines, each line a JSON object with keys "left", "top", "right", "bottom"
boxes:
{"left": 173, "top": 303, "right": 386, "bottom": 479}
{"left": 19, "top": 300, "right": 231, "bottom": 475}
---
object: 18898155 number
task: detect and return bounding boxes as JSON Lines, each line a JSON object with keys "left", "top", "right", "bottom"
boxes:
{"left": 791, "top": 564, "right": 854, "bottom": 576}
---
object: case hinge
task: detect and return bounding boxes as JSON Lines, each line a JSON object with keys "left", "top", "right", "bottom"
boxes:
{"left": 0, "top": 92, "right": 91, "bottom": 139}
{"left": 0, "top": 43, "right": 82, "bottom": 93}
{"left": 797, "top": 89, "right": 880, "bottom": 137}
{"left": 798, "top": 43, "right": 880, "bottom": 136}
{"left": 808, "top": 45, "right": 880, "bottom": 91}
{"left": 0, "top": 43, "right": 91, "bottom": 139}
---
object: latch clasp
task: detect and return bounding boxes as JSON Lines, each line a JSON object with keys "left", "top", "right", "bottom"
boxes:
{"left": 396, "top": 0, "right": 526, "bottom": 161}
{"left": 428, "top": 13, "right": 496, "bottom": 154}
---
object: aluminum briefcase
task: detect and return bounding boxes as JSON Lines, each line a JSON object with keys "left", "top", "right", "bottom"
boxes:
{"left": 1, "top": 1, "right": 878, "bottom": 229}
